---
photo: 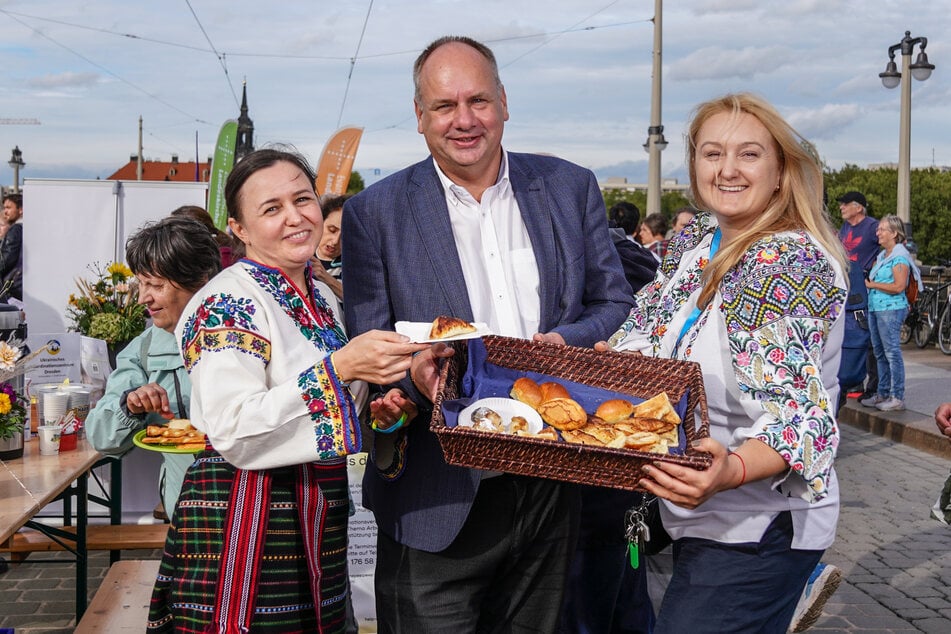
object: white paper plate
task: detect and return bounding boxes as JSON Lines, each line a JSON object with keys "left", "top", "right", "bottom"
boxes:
{"left": 395, "top": 320, "right": 491, "bottom": 343}
{"left": 457, "top": 398, "right": 543, "bottom": 435}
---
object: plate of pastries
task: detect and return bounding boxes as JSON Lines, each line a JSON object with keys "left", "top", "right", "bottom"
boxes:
{"left": 463, "top": 376, "right": 683, "bottom": 454}
{"left": 133, "top": 419, "right": 207, "bottom": 453}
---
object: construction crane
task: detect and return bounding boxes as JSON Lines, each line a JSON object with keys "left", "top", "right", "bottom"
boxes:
{"left": 0, "top": 118, "right": 40, "bottom": 125}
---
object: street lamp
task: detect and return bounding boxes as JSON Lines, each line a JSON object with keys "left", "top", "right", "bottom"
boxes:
{"left": 7, "top": 146, "right": 24, "bottom": 194}
{"left": 879, "top": 31, "right": 935, "bottom": 242}
{"left": 643, "top": 0, "right": 667, "bottom": 217}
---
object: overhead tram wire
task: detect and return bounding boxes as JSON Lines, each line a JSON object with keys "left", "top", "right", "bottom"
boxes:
{"left": 337, "top": 0, "right": 375, "bottom": 129}
{"left": 0, "top": 10, "right": 210, "bottom": 125}
{"left": 185, "top": 0, "right": 240, "bottom": 110}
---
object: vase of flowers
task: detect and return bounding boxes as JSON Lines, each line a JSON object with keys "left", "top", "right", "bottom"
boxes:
{"left": 65, "top": 261, "right": 147, "bottom": 363}
{"left": 0, "top": 339, "right": 45, "bottom": 460}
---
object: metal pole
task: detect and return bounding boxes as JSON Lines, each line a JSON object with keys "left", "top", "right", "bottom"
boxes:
{"left": 646, "top": 0, "right": 663, "bottom": 216}
{"left": 136, "top": 116, "right": 143, "bottom": 181}
{"left": 897, "top": 46, "right": 912, "bottom": 239}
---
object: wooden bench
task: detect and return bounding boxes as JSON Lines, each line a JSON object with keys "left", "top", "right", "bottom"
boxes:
{"left": 75, "top": 559, "right": 160, "bottom": 633}
{"left": 0, "top": 523, "right": 168, "bottom": 561}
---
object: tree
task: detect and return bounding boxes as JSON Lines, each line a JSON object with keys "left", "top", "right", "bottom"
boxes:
{"left": 347, "top": 170, "right": 365, "bottom": 194}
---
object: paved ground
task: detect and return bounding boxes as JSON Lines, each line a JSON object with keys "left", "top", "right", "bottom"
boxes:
{"left": 2, "top": 345, "right": 951, "bottom": 632}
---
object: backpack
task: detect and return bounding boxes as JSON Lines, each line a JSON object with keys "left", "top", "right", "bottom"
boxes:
{"left": 905, "top": 260, "right": 923, "bottom": 305}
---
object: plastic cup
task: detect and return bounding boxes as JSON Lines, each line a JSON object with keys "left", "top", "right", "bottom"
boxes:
{"left": 38, "top": 425, "right": 61, "bottom": 455}
{"left": 43, "top": 391, "right": 69, "bottom": 425}
{"left": 66, "top": 389, "right": 91, "bottom": 421}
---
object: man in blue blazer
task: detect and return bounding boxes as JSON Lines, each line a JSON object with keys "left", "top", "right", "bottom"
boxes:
{"left": 342, "top": 35, "right": 633, "bottom": 632}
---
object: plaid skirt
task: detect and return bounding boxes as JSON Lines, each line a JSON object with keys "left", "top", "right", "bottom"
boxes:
{"left": 147, "top": 450, "right": 350, "bottom": 633}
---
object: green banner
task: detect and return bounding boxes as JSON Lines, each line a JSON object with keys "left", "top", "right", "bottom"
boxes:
{"left": 207, "top": 120, "right": 238, "bottom": 230}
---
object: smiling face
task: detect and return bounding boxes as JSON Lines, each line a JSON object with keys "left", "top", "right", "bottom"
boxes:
{"left": 693, "top": 111, "right": 782, "bottom": 238}
{"left": 876, "top": 221, "right": 898, "bottom": 248}
{"left": 228, "top": 161, "right": 323, "bottom": 287}
{"left": 136, "top": 273, "right": 195, "bottom": 332}
{"left": 316, "top": 208, "right": 342, "bottom": 261}
{"left": 414, "top": 41, "right": 509, "bottom": 193}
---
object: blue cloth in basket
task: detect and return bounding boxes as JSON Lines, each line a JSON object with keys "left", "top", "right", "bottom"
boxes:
{"left": 441, "top": 338, "right": 689, "bottom": 454}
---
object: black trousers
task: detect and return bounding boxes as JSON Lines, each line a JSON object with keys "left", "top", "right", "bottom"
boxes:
{"left": 374, "top": 475, "right": 580, "bottom": 634}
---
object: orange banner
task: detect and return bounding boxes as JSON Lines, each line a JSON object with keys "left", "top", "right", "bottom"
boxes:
{"left": 316, "top": 126, "right": 364, "bottom": 196}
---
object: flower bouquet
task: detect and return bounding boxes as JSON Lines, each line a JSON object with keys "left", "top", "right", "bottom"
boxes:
{"left": 0, "top": 338, "right": 47, "bottom": 460}
{"left": 66, "top": 261, "right": 147, "bottom": 352}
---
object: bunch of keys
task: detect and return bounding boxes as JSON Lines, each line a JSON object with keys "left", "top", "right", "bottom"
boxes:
{"left": 624, "top": 496, "right": 653, "bottom": 570}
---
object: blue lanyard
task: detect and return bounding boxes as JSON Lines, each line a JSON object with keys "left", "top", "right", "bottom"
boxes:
{"left": 674, "top": 228, "right": 722, "bottom": 352}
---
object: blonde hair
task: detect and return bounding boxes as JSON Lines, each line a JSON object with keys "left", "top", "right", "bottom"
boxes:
{"left": 687, "top": 93, "right": 847, "bottom": 308}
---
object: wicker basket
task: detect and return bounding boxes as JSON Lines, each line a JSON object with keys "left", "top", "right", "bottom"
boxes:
{"left": 431, "top": 335, "right": 712, "bottom": 491}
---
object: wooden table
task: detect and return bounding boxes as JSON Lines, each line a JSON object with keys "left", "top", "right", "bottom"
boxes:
{"left": 0, "top": 437, "right": 103, "bottom": 619}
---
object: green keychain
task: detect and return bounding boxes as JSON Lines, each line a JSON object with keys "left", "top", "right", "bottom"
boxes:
{"left": 627, "top": 540, "right": 640, "bottom": 570}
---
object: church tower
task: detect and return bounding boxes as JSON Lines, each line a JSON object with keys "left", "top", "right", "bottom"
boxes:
{"left": 235, "top": 80, "right": 255, "bottom": 162}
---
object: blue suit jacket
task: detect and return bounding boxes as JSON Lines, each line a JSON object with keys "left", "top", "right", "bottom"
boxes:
{"left": 342, "top": 152, "right": 633, "bottom": 552}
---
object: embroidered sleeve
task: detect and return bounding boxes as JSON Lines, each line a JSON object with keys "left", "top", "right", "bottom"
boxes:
{"left": 180, "top": 293, "right": 270, "bottom": 371}
{"left": 298, "top": 356, "right": 361, "bottom": 460}
{"left": 722, "top": 235, "right": 845, "bottom": 502}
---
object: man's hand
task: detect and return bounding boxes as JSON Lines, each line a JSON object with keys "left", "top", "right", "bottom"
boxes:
{"left": 409, "top": 343, "right": 455, "bottom": 402}
{"left": 935, "top": 403, "right": 951, "bottom": 442}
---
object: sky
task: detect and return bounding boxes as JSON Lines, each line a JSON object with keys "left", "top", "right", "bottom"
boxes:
{"left": 0, "top": 0, "right": 948, "bottom": 190}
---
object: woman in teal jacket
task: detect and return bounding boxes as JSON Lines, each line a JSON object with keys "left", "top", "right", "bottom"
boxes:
{"left": 86, "top": 216, "right": 221, "bottom": 515}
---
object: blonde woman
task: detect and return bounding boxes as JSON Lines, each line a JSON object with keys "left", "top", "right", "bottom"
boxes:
{"left": 605, "top": 93, "right": 848, "bottom": 631}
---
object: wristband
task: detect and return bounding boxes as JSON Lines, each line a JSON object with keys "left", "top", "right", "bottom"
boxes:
{"left": 371, "top": 412, "right": 407, "bottom": 434}
{"left": 728, "top": 451, "right": 747, "bottom": 488}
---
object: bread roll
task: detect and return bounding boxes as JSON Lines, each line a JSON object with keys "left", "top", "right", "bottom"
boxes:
{"left": 510, "top": 377, "right": 544, "bottom": 409}
{"left": 537, "top": 397, "right": 588, "bottom": 431}
{"left": 594, "top": 399, "right": 635, "bottom": 423}
{"left": 539, "top": 382, "right": 571, "bottom": 402}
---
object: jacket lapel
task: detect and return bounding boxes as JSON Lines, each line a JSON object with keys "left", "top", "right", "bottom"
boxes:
{"left": 407, "top": 160, "right": 476, "bottom": 322}
{"left": 509, "top": 155, "right": 559, "bottom": 332}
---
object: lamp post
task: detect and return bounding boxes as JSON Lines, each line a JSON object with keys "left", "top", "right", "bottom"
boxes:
{"left": 643, "top": 0, "right": 667, "bottom": 217}
{"left": 879, "top": 31, "right": 935, "bottom": 242}
{"left": 7, "top": 146, "right": 24, "bottom": 194}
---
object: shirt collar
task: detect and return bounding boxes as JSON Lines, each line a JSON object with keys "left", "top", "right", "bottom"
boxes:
{"left": 433, "top": 149, "right": 510, "bottom": 205}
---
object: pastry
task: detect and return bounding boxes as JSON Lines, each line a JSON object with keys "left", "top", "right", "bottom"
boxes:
{"left": 595, "top": 399, "right": 635, "bottom": 423}
{"left": 536, "top": 397, "right": 588, "bottom": 431}
{"left": 429, "top": 315, "right": 477, "bottom": 340}
{"left": 510, "top": 377, "right": 544, "bottom": 409}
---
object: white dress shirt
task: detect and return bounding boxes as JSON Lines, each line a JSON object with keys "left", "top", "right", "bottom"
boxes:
{"left": 434, "top": 151, "right": 540, "bottom": 339}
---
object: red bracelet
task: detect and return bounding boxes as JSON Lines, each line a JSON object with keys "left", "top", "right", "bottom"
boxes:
{"left": 729, "top": 451, "right": 747, "bottom": 488}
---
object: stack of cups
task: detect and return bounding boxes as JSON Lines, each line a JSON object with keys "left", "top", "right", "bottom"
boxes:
{"left": 64, "top": 386, "right": 91, "bottom": 422}
{"left": 35, "top": 385, "right": 62, "bottom": 425}
{"left": 43, "top": 391, "right": 69, "bottom": 426}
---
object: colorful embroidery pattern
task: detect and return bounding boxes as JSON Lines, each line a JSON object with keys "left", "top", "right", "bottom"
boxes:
{"left": 181, "top": 293, "right": 269, "bottom": 371}
{"left": 298, "top": 357, "right": 361, "bottom": 459}
{"left": 610, "top": 222, "right": 845, "bottom": 500}
{"left": 246, "top": 264, "right": 347, "bottom": 351}
{"left": 242, "top": 262, "right": 358, "bottom": 459}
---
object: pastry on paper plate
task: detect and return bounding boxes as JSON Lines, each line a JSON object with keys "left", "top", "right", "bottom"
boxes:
{"left": 429, "top": 315, "right": 478, "bottom": 340}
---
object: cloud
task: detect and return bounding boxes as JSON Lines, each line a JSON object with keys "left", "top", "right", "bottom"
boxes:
{"left": 669, "top": 46, "right": 796, "bottom": 81}
{"left": 27, "top": 71, "right": 100, "bottom": 89}
{"left": 785, "top": 103, "right": 863, "bottom": 140}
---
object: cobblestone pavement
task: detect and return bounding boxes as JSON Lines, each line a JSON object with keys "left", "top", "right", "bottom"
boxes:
{"left": 2, "top": 345, "right": 951, "bottom": 632}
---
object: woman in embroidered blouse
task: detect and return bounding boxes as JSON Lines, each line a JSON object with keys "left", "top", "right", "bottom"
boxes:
{"left": 860, "top": 215, "right": 911, "bottom": 412}
{"left": 604, "top": 94, "right": 848, "bottom": 632}
{"left": 148, "top": 148, "right": 427, "bottom": 633}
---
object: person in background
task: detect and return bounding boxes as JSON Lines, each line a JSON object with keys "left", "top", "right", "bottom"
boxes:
{"left": 638, "top": 212, "right": 669, "bottom": 261}
{"left": 311, "top": 193, "right": 348, "bottom": 301}
{"left": 0, "top": 193, "right": 23, "bottom": 301}
{"left": 860, "top": 215, "right": 915, "bottom": 412}
{"left": 86, "top": 216, "right": 222, "bottom": 517}
{"left": 148, "top": 148, "right": 426, "bottom": 633}
{"left": 837, "top": 191, "right": 880, "bottom": 402}
{"left": 610, "top": 200, "right": 641, "bottom": 242}
{"left": 342, "top": 35, "right": 632, "bottom": 633}
{"left": 169, "top": 204, "right": 239, "bottom": 268}
{"left": 671, "top": 206, "right": 697, "bottom": 235}
{"left": 606, "top": 93, "right": 848, "bottom": 632}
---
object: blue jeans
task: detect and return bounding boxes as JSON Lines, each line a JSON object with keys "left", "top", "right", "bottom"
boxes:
{"left": 868, "top": 307, "right": 908, "bottom": 400}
